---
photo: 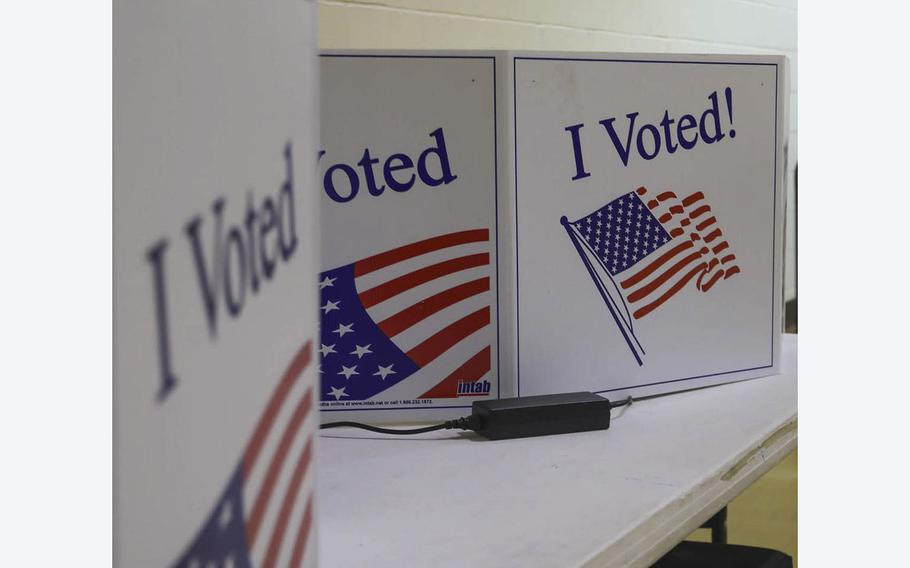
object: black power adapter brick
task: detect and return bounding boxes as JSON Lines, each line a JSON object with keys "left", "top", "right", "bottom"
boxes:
{"left": 321, "top": 391, "right": 629, "bottom": 439}
{"left": 467, "top": 392, "right": 613, "bottom": 440}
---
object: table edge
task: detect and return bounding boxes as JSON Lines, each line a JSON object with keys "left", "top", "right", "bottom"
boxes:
{"left": 582, "top": 414, "right": 798, "bottom": 568}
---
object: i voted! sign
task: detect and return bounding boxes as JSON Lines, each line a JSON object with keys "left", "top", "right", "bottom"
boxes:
{"left": 318, "top": 54, "right": 501, "bottom": 421}
{"left": 512, "top": 53, "right": 787, "bottom": 400}
{"left": 114, "top": 2, "right": 320, "bottom": 566}
{"left": 318, "top": 51, "right": 787, "bottom": 422}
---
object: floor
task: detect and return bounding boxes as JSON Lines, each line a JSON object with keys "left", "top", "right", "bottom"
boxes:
{"left": 686, "top": 449, "right": 798, "bottom": 565}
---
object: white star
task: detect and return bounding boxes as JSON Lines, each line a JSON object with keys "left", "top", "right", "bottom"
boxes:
{"left": 338, "top": 365, "right": 359, "bottom": 379}
{"left": 317, "top": 364, "right": 323, "bottom": 374}
{"left": 319, "top": 343, "right": 336, "bottom": 357}
{"left": 319, "top": 276, "right": 336, "bottom": 289}
{"left": 373, "top": 364, "right": 396, "bottom": 380}
{"left": 321, "top": 299, "right": 340, "bottom": 314}
{"left": 350, "top": 344, "right": 372, "bottom": 359}
{"left": 328, "top": 385, "right": 349, "bottom": 400}
{"left": 218, "top": 501, "right": 233, "bottom": 530}
{"left": 333, "top": 323, "right": 354, "bottom": 337}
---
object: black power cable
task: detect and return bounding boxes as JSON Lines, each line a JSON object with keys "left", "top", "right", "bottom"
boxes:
{"left": 610, "top": 395, "right": 633, "bottom": 408}
{"left": 319, "top": 394, "right": 633, "bottom": 438}
{"left": 320, "top": 416, "right": 478, "bottom": 435}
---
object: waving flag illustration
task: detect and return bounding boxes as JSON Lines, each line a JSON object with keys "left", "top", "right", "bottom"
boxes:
{"left": 173, "top": 341, "right": 316, "bottom": 568}
{"left": 319, "top": 229, "right": 493, "bottom": 402}
{"left": 561, "top": 187, "right": 741, "bottom": 365}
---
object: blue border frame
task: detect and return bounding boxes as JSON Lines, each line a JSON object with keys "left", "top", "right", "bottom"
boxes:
{"left": 512, "top": 56, "right": 780, "bottom": 396}
{"left": 318, "top": 54, "right": 500, "bottom": 411}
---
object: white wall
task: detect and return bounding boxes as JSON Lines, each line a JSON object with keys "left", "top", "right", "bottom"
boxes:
{"left": 318, "top": 0, "right": 798, "bottom": 301}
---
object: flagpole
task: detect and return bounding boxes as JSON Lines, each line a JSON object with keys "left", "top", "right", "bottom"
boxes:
{"left": 561, "top": 216, "right": 644, "bottom": 366}
{"left": 575, "top": 227, "right": 647, "bottom": 358}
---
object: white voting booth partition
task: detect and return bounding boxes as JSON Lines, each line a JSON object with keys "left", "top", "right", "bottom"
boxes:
{"left": 512, "top": 54, "right": 787, "bottom": 400}
{"left": 320, "top": 52, "right": 787, "bottom": 422}
{"left": 114, "top": 2, "right": 320, "bottom": 566}
{"left": 319, "top": 54, "right": 505, "bottom": 423}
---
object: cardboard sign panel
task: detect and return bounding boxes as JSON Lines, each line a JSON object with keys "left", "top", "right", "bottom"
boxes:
{"left": 318, "top": 54, "right": 503, "bottom": 420}
{"left": 318, "top": 51, "right": 787, "bottom": 421}
{"left": 113, "top": 1, "right": 320, "bottom": 566}
{"left": 511, "top": 54, "right": 787, "bottom": 398}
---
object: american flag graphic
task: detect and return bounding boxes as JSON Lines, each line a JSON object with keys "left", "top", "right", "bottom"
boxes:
{"left": 173, "top": 340, "right": 316, "bottom": 568}
{"left": 319, "top": 229, "right": 494, "bottom": 402}
{"left": 561, "top": 187, "right": 741, "bottom": 365}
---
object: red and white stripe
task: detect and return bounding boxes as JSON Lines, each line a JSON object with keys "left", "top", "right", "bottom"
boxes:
{"left": 618, "top": 187, "right": 741, "bottom": 320}
{"left": 353, "top": 229, "right": 493, "bottom": 399}
{"left": 240, "top": 340, "right": 317, "bottom": 568}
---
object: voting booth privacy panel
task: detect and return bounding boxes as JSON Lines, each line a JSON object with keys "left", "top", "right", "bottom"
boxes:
{"left": 114, "top": 2, "right": 319, "bottom": 566}
{"left": 320, "top": 52, "right": 787, "bottom": 421}
{"left": 319, "top": 54, "right": 503, "bottom": 422}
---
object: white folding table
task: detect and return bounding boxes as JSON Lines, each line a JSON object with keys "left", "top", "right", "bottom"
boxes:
{"left": 318, "top": 334, "right": 798, "bottom": 567}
